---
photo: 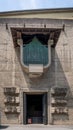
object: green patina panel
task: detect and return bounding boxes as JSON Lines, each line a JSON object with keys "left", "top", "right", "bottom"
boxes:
{"left": 23, "top": 37, "right": 48, "bottom": 66}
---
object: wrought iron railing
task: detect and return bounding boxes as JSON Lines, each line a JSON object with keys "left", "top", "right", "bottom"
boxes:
{"left": 22, "top": 37, "right": 48, "bottom": 66}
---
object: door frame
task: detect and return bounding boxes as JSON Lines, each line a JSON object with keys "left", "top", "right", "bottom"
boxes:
{"left": 23, "top": 92, "right": 48, "bottom": 125}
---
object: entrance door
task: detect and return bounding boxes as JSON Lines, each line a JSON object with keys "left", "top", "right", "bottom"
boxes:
{"left": 23, "top": 93, "right": 48, "bottom": 124}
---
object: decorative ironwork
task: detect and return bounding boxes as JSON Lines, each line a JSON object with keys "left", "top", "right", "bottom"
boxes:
{"left": 23, "top": 37, "right": 48, "bottom": 66}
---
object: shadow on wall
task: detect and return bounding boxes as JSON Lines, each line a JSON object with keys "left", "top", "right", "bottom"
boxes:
{"left": 0, "top": 125, "right": 9, "bottom": 129}
{"left": 54, "top": 50, "right": 72, "bottom": 95}
{"left": 51, "top": 48, "right": 73, "bottom": 124}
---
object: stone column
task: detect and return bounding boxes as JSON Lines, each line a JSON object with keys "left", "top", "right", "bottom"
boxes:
{"left": 19, "top": 90, "right": 24, "bottom": 124}
{"left": 48, "top": 90, "right": 52, "bottom": 124}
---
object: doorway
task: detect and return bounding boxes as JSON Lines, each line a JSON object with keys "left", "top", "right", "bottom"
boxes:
{"left": 23, "top": 93, "right": 48, "bottom": 125}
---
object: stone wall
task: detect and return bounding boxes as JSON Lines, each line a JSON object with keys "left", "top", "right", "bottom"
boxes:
{"left": 0, "top": 18, "right": 73, "bottom": 125}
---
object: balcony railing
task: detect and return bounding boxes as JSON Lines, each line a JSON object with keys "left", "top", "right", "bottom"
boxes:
{"left": 22, "top": 37, "right": 48, "bottom": 66}
{"left": 18, "top": 36, "right": 52, "bottom": 77}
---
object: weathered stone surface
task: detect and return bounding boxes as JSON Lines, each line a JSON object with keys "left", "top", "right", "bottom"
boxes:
{"left": 0, "top": 19, "right": 73, "bottom": 125}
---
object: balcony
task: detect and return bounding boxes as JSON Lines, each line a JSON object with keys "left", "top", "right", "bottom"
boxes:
{"left": 22, "top": 37, "right": 48, "bottom": 66}
{"left": 18, "top": 36, "right": 51, "bottom": 77}
{"left": 29, "top": 64, "right": 43, "bottom": 78}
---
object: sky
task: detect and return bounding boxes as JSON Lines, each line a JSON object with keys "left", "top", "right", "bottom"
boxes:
{"left": 0, "top": 0, "right": 73, "bottom": 12}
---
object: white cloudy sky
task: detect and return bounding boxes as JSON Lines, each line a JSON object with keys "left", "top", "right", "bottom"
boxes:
{"left": 0, "top": 0, "right": 73, "bottom": 12}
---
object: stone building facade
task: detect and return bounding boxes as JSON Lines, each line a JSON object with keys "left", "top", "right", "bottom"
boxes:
{"left": 0, "top": 8, "right": 73, "bottom": 125}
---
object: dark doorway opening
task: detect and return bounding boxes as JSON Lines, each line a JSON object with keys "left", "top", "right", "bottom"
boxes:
{"left": 23, "top": 93, "right": 48, "bottom": 125}
{"left": 26, "top": 94, "right": 43, "bottom": 124}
